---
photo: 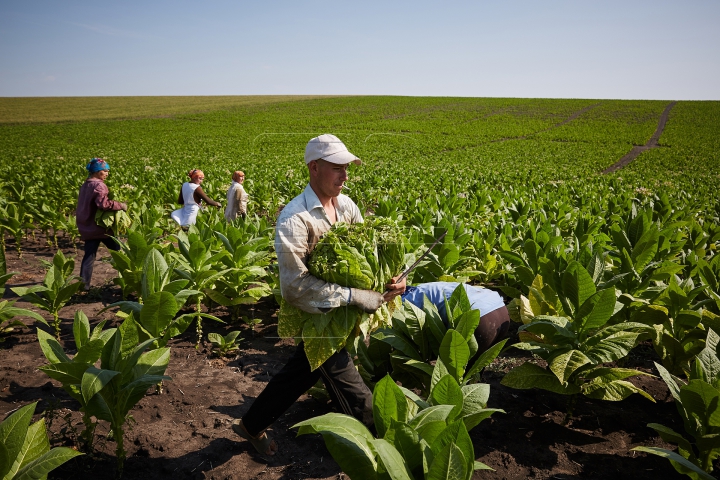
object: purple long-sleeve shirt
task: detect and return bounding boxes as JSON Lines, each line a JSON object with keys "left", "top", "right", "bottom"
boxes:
{"left": 76, "top": 178, "right": 124, "bottom": 240}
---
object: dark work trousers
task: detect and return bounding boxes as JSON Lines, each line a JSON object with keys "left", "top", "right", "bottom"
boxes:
{"left": 79, "top": 237, "right": 121, "bottom": 289}
{"left": 242, "top": 342, "right": 373, "bottom": 437}
{"left": 470, "top": 305, "right": 511, "bottom": 364}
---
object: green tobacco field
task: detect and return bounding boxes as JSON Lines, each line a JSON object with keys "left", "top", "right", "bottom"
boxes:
{"left": 1, "top": 96, "right": 720, "bottom": 480}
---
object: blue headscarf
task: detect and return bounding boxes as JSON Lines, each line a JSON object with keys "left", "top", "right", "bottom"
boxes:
{"left": 86, "top": 158, "right": 110, "bottom": 173}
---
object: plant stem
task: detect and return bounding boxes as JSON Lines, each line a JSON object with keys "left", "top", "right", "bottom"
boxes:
{"left": 195, "top": 298, "right": 202, "bottom": 349}
{"left": 563, "top": 394, "right": 577, "bottom": 426}
{"left": 80, "top": 412, "right": 96, "bottom": 452}
{"left": 112, "top": 423, "right": 125, "bottom": 479}
{"left": 53, "top": 312, "right": 61, "bottom": 339}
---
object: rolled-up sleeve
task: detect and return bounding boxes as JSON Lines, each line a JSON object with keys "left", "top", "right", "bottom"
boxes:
{"left": 275, "top": 215, "right": 349, "bottom": 314}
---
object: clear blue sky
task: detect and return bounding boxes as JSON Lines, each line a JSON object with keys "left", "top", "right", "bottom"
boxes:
{"left": 1, "top": 0, "right": 718, "bottom": 99}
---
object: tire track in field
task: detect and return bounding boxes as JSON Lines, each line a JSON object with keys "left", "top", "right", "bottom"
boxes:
{"left": 602, "top": 101, "right": 677, "bottom": 174}
{"left": 440, "top": 102, "right": 602, "bottom": 153}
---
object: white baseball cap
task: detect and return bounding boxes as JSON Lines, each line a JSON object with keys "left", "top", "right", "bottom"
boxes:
{"left": 304, "top": 134, "right": 361, "bottom": 165}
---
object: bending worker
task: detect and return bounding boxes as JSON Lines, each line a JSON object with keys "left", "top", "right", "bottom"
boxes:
{"left": 402, "top": 281, "right": 510, "bottom": 353}
{"left": 170, "top": 169, "right": 222, "bottom": 227}
{"left": 76, "top": 158, "right": 127, "bottom": 290}
{"left": 224, "top": 170, "right": 248, "bottom": 222}
{"left": 232, "top": 134, "right": 406, "bottom": 456}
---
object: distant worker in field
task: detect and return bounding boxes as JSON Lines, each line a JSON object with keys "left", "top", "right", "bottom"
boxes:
{"left": 76, "top": 158, "right": 127, "bottom": 290}
{"left": 401, "top": 281, "right": 510, "bottom": 354}
{"left": 224, "top": 170, "right": 248, "bottom": 222}
{"left": 170, "top": 169, "right": 222, "bottom": 227}
{"left": 231, "top": 134, "right": 406, "bottom": 457}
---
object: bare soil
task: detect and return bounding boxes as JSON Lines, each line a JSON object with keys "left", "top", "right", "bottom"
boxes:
{"left": 602, "top": 101, "right": 677, "bottom": 174}
{"left": 0, "top": 233, "right": 701, "bottom": 479}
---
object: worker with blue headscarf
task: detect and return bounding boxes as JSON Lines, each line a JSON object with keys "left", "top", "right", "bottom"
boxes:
{"left": 76, "top": 158, "right": 127, "bottom": 290}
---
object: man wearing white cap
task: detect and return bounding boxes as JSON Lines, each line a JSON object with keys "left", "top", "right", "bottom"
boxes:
{"left": 232, "top": 134, "right": 406, "bottom": 456}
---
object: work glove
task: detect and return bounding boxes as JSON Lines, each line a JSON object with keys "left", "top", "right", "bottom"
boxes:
{"left": 349, "top": 288, "right": 384, "bottom": 314}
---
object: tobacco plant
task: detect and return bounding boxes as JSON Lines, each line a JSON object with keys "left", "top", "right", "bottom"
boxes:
{"left": 208, "top": 330, "right": 242, "bottom": 357}
{"left": 38, "top": 313, "right": 170, "bottom": 476}
{"left": 356, "top": 283, "right": 501, "bottom": 394}
{"left": 294, "top": 371, "right": 500, "bottom": 480}
{"left": 627, "top": 275, "right": 709, "bottom": 378}
{"left": 633, "top": 330, "right": 720, "bottom": 480}
{"left": 37, "top": 311, "right": 116, "bottom": 450}
{"left": 107, "top": 249, "right": 221, "bottom": 349}
{"left": 501, "top": 261, "right": 654, "bottom": 422}
{"left": 170, "top": 230, "right": 230, "bottom": 347}
{"left": 109, "top": 231, "right": 160, "bottom": 299}
{"left": 0, "top": 402, "right": 83, "bottom": 479}
{"left": 206, "top": 225, "right": 274, "bottom": 320}
{"left": 11, "top": 250, "right": 84, "bottom": 338}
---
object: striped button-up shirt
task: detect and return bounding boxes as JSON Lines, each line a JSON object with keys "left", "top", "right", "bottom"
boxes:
{"left": 275, "top": 184, "right": 363, "bottom": 314}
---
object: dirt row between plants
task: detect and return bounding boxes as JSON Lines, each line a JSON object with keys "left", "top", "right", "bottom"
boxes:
{"left": 602, "top": 101, "right": 678, "bottom": 174}
{"left": 0, "top": 233, "right": 690, "bottom": 479}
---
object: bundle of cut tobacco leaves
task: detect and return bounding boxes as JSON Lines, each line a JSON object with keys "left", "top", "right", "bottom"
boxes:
{"left": 278, "top": 217, "right": 408, "bottom": 370}
{"left": 94, "top": 190, "right": 132, "bottom": 235}
{"left": 95, "top": 209, "right": 132, "bottom": 235}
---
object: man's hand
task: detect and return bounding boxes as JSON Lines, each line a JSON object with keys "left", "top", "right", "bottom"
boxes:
{"left": 383, "top": 275, "right": 406, "bottom": 302}
{"left": 350, "top": 288, "right": 384, "bottom": 313}
{"left": 120, "top": 203, "right": 128, "bottom": 211}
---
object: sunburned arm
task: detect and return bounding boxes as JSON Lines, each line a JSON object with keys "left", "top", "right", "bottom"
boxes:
{"left": 194, "top": 186, "right": 221, "bottom": 207}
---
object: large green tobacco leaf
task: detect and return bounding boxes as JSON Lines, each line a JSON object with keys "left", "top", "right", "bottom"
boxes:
{"left": 0, "top": 402, "right": 35, "bottom": 474}
{"left": 36, "top": 329, "right": 71, "bottom": 364}
{"left": 385, "top": 420, "right": 425, "bottom": 478}
{"left": 302, "top": 307, "right": 357, "bottom": 371}
{"left": 14, "top": 446, "right": 83, "bottom": 480}
{"left": 373, "top": 375, "right": 409, "bottom": 438}
{"left": 583, "top": 323, "right": 648, "bottom": 363}
{"left": 427, "top": 442, "right": 467, "bottom": 480}
{"left": 141, "top": 248, "right": 168, "bottom": 299}
{"left": 574, "top": 288, "right": 617, "bottom": 336}
{"left": 294, "top": 413, "right": 378, "bottom": 480}
{"left": 373, "top": 329, "right": 423, "bottom": 361}
{"left": 429, "top": 376, "right": 464, "bottom": 420}
{"left": 0, "top": 402, "right": 82, "bottom": 480}
{"left": 680, "top": 380, "right": 720, "bottom": 428}
{"left": 81, "top": 367, "right": 120, "bottom": 404}
{"left": 632, "top": 446, "right": 715, "bottom": 480}
{"left": 139, "top": 291, "right": 179, "bottom": 337}
{"left": 429, "top": 420, "right": 475, "bottom": 477}
{"left": 443, "top": 284, "right": 472, "bottom": 329}
{"left": 582, "top": 378, "right": 656, "bottom": 402}
{"left": 8, "top": 418, "right": 49, "bottom": 479}
{"left": 370, "top": 439, "right": 413, "bottom": 480}
{"left": 561, "top": 261, "right": 596, "bottom": 315}
{"left": 72, "top": 311, "right": 91, "bottom": 349}
{"left": 439, "top": 330, "right": 469, "bottom": 384}
{"left": 501, "top": 362, "right": 581, "bottom": 395}
{"left": 549, "top": 349, "right": 591, "bottom": 384}
{"left": 631, "top": 228, "right": 660, "bottom": 272}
